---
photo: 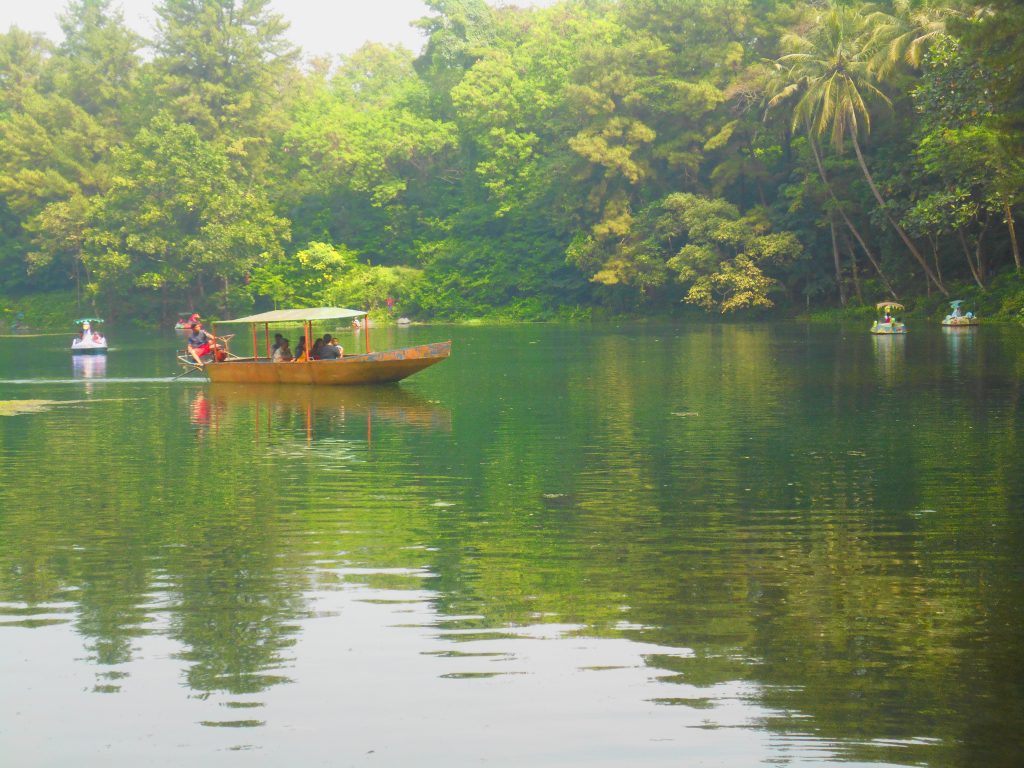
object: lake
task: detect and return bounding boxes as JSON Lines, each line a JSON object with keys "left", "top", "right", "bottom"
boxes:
{"left": 0, "top": 321, "right": 1022, "bottom": 767}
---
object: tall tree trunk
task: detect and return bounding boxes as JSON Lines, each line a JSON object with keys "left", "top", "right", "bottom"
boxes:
{"left": 851, "top": 134, "right": 946, "bottom": 296}
{"left": 830, "top": 215, "right": 847, "bottom": 306}
{"left": 1004, "top": 200, "right": 1020, "bottom": 271}
{"left": 809, "top": 136, "right": 898, "bottom": 298}
{"left": 74, "top": 253, "right": 82, "bottom": 312}
{"left": 976, "top": 213, "right": 991, "bottom": 288}
{"left": 957, "top": 230, "right": 985, "bottom": 289}
{"left": 845, "top": 232, "right": 863, "bottom": 303}
{"left": 851, "top": 134, "right": 948, "bottom": 296}
{"left": 928, "top": 235, "right": 943, "bottom": 287}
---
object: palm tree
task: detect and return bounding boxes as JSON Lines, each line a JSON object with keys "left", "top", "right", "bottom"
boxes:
{"left": 768, "top": 3, "right": 948, "bottom": 296}
{"left": 866, "top": 0, "right": 951, "bottom": 79}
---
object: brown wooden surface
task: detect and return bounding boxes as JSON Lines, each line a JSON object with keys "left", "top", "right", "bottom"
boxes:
{"left": 203, "top": 341, "right": 451, "bottom": 385}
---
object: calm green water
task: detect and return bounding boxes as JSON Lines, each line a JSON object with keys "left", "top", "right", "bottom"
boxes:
{"left": 0, "top": 322, "right": 1022, "bottom": 767}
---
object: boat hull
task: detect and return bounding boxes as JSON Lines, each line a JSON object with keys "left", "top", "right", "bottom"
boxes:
{"left": 942, "top": 318, "right": 979, "bottom": 327}
{"left": 71, "top": 344, "right": 108, "bottom": 354}
{"left": 203, "top": 341, "right": 451, "bottom": 385}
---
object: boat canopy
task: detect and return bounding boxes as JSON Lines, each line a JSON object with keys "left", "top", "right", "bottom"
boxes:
{"left": 875, "top": 302, "right": 904, "bottom": 310}
{"left": 217, "top": 307, "right": 367, "bottom": 325}
{"left": 949, "top": 299, "right": 964, "bottom": 308}
{"left": 75, "top": 317, "right": 104, "bottom": 323}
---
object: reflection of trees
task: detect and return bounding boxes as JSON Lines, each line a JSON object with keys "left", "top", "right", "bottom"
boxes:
{"left": 164, "top": 513, "right": 305, "bottom": 694}
{"left": 0, "top": 391, "right": 312, "bottom": 699}
{"left": 0, "top": 323, "right": 1022, "bottom": 763}
{"left": 402, "top": 323, "right": 1024, "bottom": 764}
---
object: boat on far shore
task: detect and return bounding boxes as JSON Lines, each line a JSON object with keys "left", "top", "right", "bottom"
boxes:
{"left": 942, "top": 300, "right": 979, "bottom": 327}
{"left": 71, "top": 318, "right": 108, "bottom": 354}
{"left": 174, "top": 312, "right": 201, "bottom": 330}
{"left": 870, "top": 302, "right": 906, "bottom": 335}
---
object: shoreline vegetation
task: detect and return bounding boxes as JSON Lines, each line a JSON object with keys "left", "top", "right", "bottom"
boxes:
{"left": 6, "top": 275, "right": 1023, "bottom": 332}
{"left": 2, "top": 1, "right": 1023, "bottom": 329}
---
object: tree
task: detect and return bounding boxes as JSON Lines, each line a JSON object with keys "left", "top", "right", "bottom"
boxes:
{"left": 768, "top": 3, "right": 948, "bottom": 296}
{"left": 911, "top": 34, "right": 1023, "bottom": 273}
{"left": 83, "top": 113, "right": 288, "bottom": 313}
{"left": 53, "top": 0, "right": 143, "bottom": 131}
{"left": 570, "top": 192, "right": 802, "bottom": 313}
{"left": 150, "top": 0, "right": 298, "bottom": 177}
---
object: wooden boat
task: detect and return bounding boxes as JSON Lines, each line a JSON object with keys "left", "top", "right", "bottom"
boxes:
{"left": 870, "top": 302, "right": 906, "bottom": 335}
{"left": 182, "top": 307, "right": 450, "bottom": 385}
{"left": 71, "top": 318, "right": 108, "bottom": 353}
{"left": 941, "top": 300, "right": 979, "bottom": 327}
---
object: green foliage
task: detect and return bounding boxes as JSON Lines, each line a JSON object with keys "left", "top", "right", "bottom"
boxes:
{"left": 83, "top": 113, "right": 288, "bottom": 303}
{"left": 0, "top": 0, "right": 1022, "bottom": 321}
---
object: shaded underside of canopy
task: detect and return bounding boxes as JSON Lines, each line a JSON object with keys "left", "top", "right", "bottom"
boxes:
{"left": 875, "top": 302, "right": 905, "bottom": 310}
{"left": 217, "top": 307, "right": 367, "bottom": 324}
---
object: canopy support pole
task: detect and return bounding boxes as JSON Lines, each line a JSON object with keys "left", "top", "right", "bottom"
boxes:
{"left": 364, "top": 315, "right": 370, "bottom": 353}
{"left": 251, "top": 323, "right": 258, "bottom": 359}
{"left": 264, "top": 323, "right": 270, "bottom": 358}
{"left": 305, "top": 322, "right": 312, "bottom": 364}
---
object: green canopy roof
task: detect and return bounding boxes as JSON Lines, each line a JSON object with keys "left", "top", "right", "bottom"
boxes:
{"left": 217, "top": 307, "right": 367, "bottom": 324}
{"left": 74, "top": 317, "right": 104, "bottom": 323}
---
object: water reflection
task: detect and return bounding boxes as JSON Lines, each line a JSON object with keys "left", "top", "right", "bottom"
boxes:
{"left": 1, "top": 325, "right": 1022, "bottom": 766}
{"left": 943, "top": 324, "right": 976, "bottom": 378}
{"left": 199, "top": 383, "right": 451, "bottom": 443}
{"left": 72, "top": 353, "right": 106, "bottom": 378}
{"left": 871, "top": 333, "right": 905, "bottom": 387}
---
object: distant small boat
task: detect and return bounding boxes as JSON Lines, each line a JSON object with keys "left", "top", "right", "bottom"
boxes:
{"left": 174, "top": 312, "right": 201, "bottom": 330}
{"left": 71, "top": 318, "right": 108, "bottom": 353}
{"left": 941, "top": 300, "right": 979, "bottom": 327}
{"left": 179, "top": 307, "right": 450, "bottom": 385}
{"left": 871, "top": 302, "right": 906, "bottom": 335}
{"left": 396, "top": 317, "right": 412, "bottom": 326}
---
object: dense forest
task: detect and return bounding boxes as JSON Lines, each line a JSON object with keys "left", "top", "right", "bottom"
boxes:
{"left": 1, "top": 0, "right": 1022, "bottom": 323}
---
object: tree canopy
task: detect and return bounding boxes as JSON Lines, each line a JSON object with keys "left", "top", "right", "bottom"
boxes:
{"left": 1, "top": 0, "right": 1022, "bottom": 322}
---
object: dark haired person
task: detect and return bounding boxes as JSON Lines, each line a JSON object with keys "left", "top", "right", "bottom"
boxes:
{"left": 272, "top": 338, "right": 292, "bottom": 362}
{"left": 319, "top": 336, "right": 342, "bottom": 360}
{"left": 187, "top": 323, "right": 216, "bottom": 366}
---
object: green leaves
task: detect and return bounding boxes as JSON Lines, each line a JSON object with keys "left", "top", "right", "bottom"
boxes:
{"left": 83, "top": 113, "right": 288, "bottom": 298}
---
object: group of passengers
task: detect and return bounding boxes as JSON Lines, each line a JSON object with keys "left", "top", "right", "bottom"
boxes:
{"left": 270, "top": 333, "right": 343, "bottom": 362}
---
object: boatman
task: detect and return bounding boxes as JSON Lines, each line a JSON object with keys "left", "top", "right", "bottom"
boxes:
{"left": 186, "top": 322, "right": 216, "bottom": 366}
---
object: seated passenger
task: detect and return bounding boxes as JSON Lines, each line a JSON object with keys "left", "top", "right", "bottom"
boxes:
{"left": 310, "top": 338, "right": 324, "bottom": 360}
{"left": 293, "top": 336, "right": 307, "bottom": 362}
{"left": 272, "top": 338, "right": 292, "bottom": 361}
{"left": 319, "top": 336, "right": 342, "bottom": 360}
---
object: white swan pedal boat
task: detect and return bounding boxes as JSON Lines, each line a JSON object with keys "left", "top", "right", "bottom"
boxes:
{"left": 71, "top": 318, "right": 108, "bottom": 354}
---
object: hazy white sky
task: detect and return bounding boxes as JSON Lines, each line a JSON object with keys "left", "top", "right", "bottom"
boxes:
{"left": 1, "top": 0, "right": 435, "bottom": 59}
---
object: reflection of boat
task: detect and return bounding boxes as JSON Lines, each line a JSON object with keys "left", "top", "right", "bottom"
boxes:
{"left": 70, "top": 318, "right": 108, "bottom": 353}
{"left": 174, "top": 312, "right": 201, "bottom": 330}
{"left": 872, "top": 329, "right": 905, "bottom": 386}
{"left": 192, "top": 308, "right": 450, "bottom": 385}
{"left": 205, "top": 384, "right": 451, "bottom": 439}
{"left": 941, "top": 299, "right": 979, "bottom": 327}
{"left": 210, "top": 383, "right": 450, "bottom": 429}
{"left": 870, "top": 302, "right": 906, "bottom": 335}
{"left": 72, "top": 353, "right": 107, "bottom": 378}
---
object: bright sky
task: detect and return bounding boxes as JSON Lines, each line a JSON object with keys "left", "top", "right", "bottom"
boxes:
{"left": 1, "top": 0, "right": 436, "bottom": 59}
